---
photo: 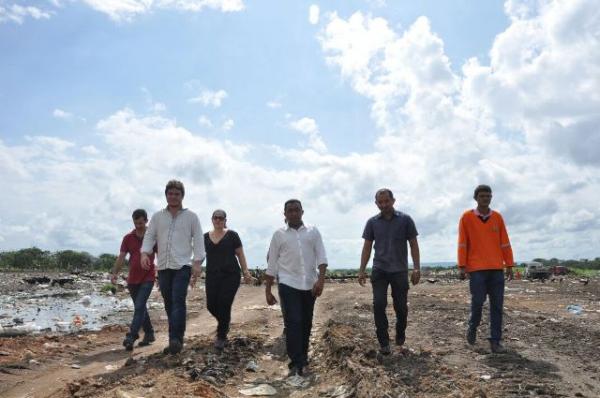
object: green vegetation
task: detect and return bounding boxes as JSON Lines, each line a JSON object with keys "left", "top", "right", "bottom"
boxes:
{"left": 0, "top": 247, "right": 121, "bottom": 272}
{"left": 531, "top": 257, "right": 600, "bottom": 270}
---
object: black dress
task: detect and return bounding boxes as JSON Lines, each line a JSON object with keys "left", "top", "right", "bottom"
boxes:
{"left": 204, "top": 230, "right": 242, "bottom": 339}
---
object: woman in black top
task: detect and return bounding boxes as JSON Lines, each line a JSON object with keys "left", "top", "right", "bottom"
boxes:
{"left": 204, "top": 209, "right": 254, "bottom": 349}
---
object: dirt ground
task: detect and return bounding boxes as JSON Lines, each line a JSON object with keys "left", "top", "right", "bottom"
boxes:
{"left": 1, "top": 274, "right": 599, "bottom": 398}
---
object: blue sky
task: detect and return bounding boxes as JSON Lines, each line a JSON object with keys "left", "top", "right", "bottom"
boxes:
{"left": 1, "top": 0, "right": 599, "bottom": 266}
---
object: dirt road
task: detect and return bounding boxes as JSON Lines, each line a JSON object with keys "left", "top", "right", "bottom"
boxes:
{"left": 1, "top": 277, "right": 599, "bottom": 397}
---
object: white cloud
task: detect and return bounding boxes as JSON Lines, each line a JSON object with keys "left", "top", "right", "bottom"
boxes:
{"left": 80, "top": 0, "right": 244, "bottom": 22}
{"left": 308, "top": 4, "right": 319, "bottom": 25}
{"left": 53, "top": 108, "right": 73, "bottom": 120}
{"left": 188, "top": 89, "right": 228, "bottom": 108}
{"left": 266, "top": 100, "right": 282, "bottom": 109}
{"left": 289, "top": 117, "right": 327, "bottom": 153}
{"left": 151, "top": 102, "right": 167, "bottom": 112}
{"left": 0, "top": 3, "right": 52, "bottom": 24}
{"left": 222, "top": 118, "right": 234, "bottom": 131}
{"left": 198, "top": 115, "right": 213, "bottom": 128}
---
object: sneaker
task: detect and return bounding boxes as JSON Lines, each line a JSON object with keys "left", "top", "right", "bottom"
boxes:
{"left": 168, "top": 339, "right": 182, "bottom": 355}
{"left": 379, "top": 345, "right": 391, "bottom": 356}
{"left": 490, "top": 341, "right": 507, "bottom": 353}
{"left": 214, "top": 337, "right": 226, "bottom": 350}
{"left": 138, "top": 333, "right": 155, "bottom": 347}
{"left": 466, "top": 327, "right": 477, "bottom": 345}
{"left": 122, "top": 337, "right": 134, "bottom": 352}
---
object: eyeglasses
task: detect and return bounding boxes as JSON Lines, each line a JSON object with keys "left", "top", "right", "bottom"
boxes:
{"left": 212, "top": 216, "right": 225, "bottom": 220}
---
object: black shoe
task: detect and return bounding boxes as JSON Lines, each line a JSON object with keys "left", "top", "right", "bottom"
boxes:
{"left": 169, "top": 339, "right": 182, "bottom": 354}
{"left": 490, "top": 341, "right": 507, "bottom": 353}
{"left": 379, "top": 345, "right": 391, "bottom": 356}
{"left": 122, "top": 337, "right": 134, "bottom": 352}
{"left": 214, "top": 337, "right": 226, "bottom": 350}
{"left": 466, "top": 328, "right": 476, "bottom": 345}
{"left": 395, "top": 335, "right": 406, "bottom": 346}
{"left": 138, "top": 333, "right": 155, "bottom": 347}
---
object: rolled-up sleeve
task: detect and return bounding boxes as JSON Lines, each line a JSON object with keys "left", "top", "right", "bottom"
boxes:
{"left": 141, "top": 214, "right": 158, "bottom": 254}
{"left": 313, "top": 227, "right": 328, "bottom": 267}
{"left": 266, "top": 232, "right": 279, "bottom": 277}
{"left": 191, "top": 214, "right": 205, "bottom": 262}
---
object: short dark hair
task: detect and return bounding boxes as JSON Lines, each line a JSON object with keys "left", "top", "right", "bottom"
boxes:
{"left": 375, "top": 188, "right": 394, "bottom": 200}
{"left": 284, "top": 199, "right": 302, "bottom": 211}
{"left": 131, "top": 209, "right": 147, "bottom": 221}
{"left": 165, "top": 180, "right": 185, "bottom": 197}
{"left": 473, "top": 184, "right": 492, "bottom": 199}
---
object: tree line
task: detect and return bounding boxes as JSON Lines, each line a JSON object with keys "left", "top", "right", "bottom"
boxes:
{"left": 0, "top": 247, "right": 118, "bottom": 272}
{"left": 1, "top": 247, "right": 599, "bottom": 272}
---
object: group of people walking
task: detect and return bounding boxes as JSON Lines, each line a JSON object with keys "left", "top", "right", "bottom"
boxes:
{"left": 112, "top": 180, "right": 514, "bottom": 374}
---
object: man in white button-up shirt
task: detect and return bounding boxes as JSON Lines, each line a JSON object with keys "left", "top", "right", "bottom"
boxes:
{"left": 265, "top": 199, "right": 327, "bottom": 376}
{"left": 141, "top": 180, "right": 205, "bottom": 355}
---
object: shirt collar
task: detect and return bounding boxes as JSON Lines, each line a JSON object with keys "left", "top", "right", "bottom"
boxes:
{"left": 284, "top": 223, "right": 306, "bottom": 231}
{"left": 376, "top": 210, "right": 400, "bottom": 219}
{"left": 473, "top": 208, "right": 493, "bottom": 219}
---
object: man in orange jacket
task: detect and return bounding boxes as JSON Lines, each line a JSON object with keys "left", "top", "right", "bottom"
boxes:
{"left": 458, "top": 185, "right": 514, "bottom": 353}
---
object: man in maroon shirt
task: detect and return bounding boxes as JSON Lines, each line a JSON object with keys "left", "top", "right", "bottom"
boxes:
{"left": 112, "top": 209, "right": 157, "bottom": 351}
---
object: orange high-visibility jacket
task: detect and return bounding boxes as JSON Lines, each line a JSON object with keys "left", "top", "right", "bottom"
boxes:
{"left": 457, "top": 210, "right": 514, "bottom": 272}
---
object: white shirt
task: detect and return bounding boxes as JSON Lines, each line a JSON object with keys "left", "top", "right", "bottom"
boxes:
{"left": 141, "top": 208, "right": 205, "bottom": 270}
{"left": 266, "top": 224, "right": 328, "bottom": 291}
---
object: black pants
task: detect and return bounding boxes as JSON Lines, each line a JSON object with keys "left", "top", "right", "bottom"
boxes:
{"left": 371, "top": 268, "right": 409, "bottom": 347}
{"left": 205, "top": 271, "right": 241, "bottom": 339}
{"left": 278, "top": 283, "right": 315, "bottom": 369}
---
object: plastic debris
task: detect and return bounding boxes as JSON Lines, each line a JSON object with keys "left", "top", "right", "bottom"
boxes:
{"left": 567, "top": 304, "right": 583, "bottom": 315}
{"left": 239, "top": 384, "right": 277, "bottom": 396}
{"left": 245, "top": 360, "right": 259, "bottom": 372}
{"left": 286, "top": 375, "right": 310, "bottom": 388}
{"left": 480, "top": 374, "right": 491, "bottom": 380}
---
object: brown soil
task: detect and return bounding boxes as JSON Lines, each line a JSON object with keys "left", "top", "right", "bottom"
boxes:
{"left": 1, "top": 277, "right": 599, "bottom": 397}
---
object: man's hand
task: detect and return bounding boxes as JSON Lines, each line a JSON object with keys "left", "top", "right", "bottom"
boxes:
{"left": 459, "top": 268, "right": 469, "bottom": 280}
{"left": 358, "top": 270, "right": 367, "bottom": 286}
{"left": 312, "top": 278, "right": 325, "bottom": 298}
{"left": 141, "top": 253, "right": 151, "bottom": 270}
{"left": 265, "top": 288, "right": 278, "bottom": 305}
{"left": 410, "top": 269, "right": 421, "bottom": 285}
{"left": 506, "top": 267, "right": 514, "bottom": 281}
{"left": 190, "top": 261, "right": 202, "bottom": 288}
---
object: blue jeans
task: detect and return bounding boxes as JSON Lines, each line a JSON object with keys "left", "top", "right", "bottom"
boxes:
{"left": 158, "top": 266, "right": 191, "bottom": 343}
{"left": 278, "top": 283, "right": 316, "bottom": 369}
{"left": 371, "top": 268, "right": 409, "bottom": 347}
{"left": 127, "top": 281, "right": 155, "bottom": 340}
{"left": 469, "top": 270, "right": 505, "bottom": 342}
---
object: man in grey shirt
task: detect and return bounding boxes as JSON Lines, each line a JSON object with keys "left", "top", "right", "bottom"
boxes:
{"left": 358, "top": 188, "right": 421, "bottom": 355}
{"left": 141, "top": 180, "right": 205, "bottom": 354}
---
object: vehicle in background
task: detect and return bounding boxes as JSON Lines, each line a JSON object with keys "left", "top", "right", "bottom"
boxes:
{"left": 524, "top": 261, "right": 551, "bottom": 280}
{"left": 551, "top": 265, "right": 569, "bottom": 276}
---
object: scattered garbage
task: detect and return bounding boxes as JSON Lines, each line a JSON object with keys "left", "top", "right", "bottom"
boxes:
{"left": 286, "top": 374, "right": 310, "bottom": 388}
{"left": 71, "top": 364, "right": 81, "bottom": 369}
{"left": 243, "top": 305, "right": 281, "bottom": 311}
{"left": 238, "top": 384, "right": 277, "bottom": 396}
{"left": 480, "top": 374, "right": 492, "bottom": 381}
{"left": 567, "top": 304, "right": 583, "bottom": 315}
{"left": 245, "top": 360, "right": 259, "bottom": 372}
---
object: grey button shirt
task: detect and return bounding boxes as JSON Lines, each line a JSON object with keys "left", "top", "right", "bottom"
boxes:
{"left": 142, "top": 208, "right": 205, "bottom": 270}
{"left": 362, "top": 210, "right": 418, "bottom": 273}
